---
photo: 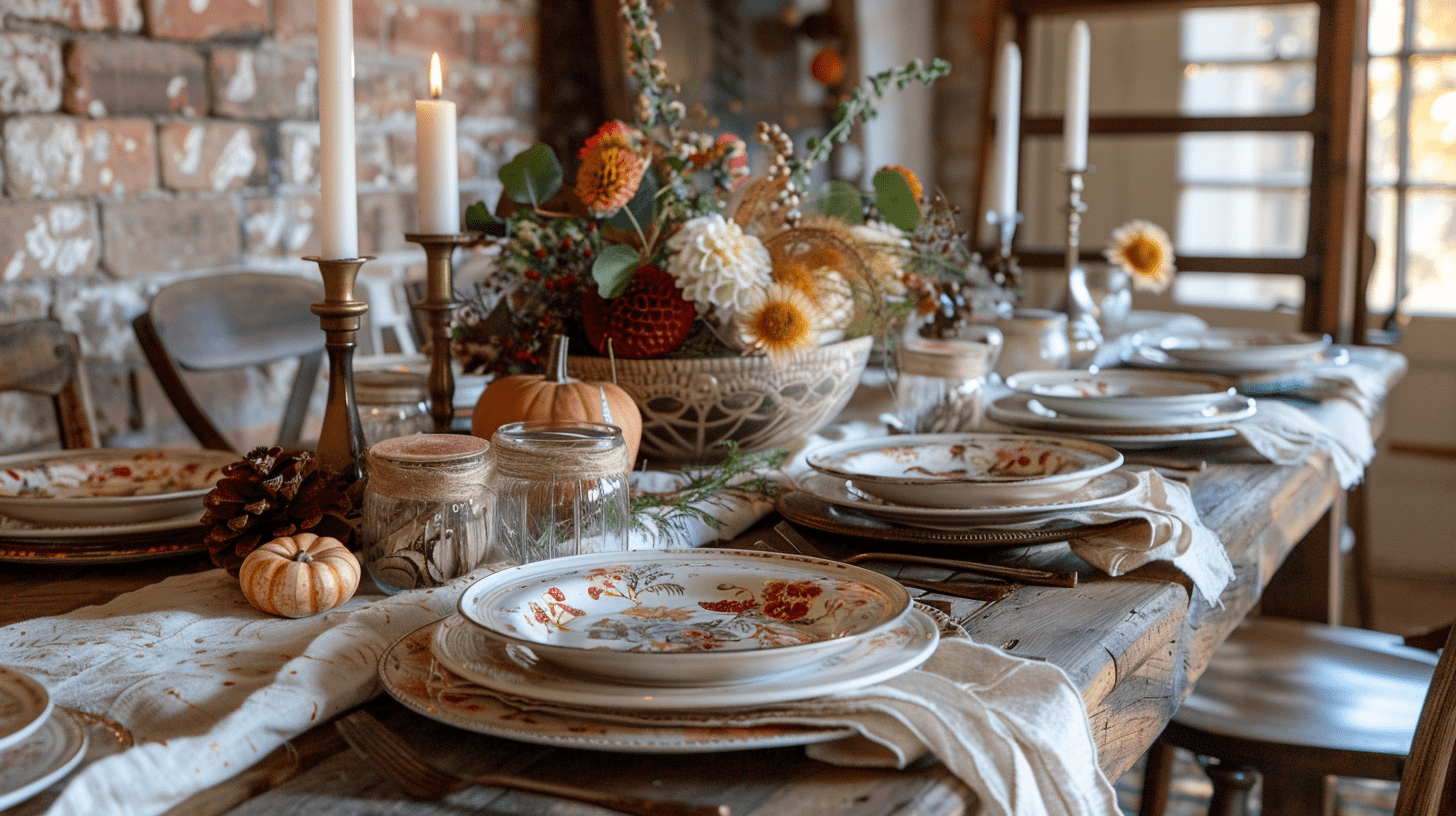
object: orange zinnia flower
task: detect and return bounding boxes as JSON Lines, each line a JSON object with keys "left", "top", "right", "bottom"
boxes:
{"left": 575, "top": 122, "right": 646, "bottom": 217}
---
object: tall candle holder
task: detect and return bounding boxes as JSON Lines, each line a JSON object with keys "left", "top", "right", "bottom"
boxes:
{"left": 1062, "top": 168, "right": 1102, "bottom": 366}
{"left": 307, "top": 256, "right": 373, "bottom": 481}
{"left": 405, "top": 232, "right": 479, "bottom": 433}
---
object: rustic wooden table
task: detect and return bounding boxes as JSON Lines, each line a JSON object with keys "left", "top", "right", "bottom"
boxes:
{"left": 0, "top": 353, "right": 1402, "bottom": 816}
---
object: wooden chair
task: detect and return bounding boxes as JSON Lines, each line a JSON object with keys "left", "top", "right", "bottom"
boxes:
{"left": 0, "top": 319, "right": 96, "bottom": 449}
{"left": 133, "top": 272, "right": 325, "bottom": 454}
{"left": 1137, "top": 616, "right": 1456, "bottom": 816}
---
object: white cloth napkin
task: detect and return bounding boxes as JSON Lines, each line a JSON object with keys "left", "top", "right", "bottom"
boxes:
{"left": 0, "top": 570, "right": 470, "bottom": 816}
{"left": 627, "top": 469, "right": 781, "bottom": 550}
{"left": 1236, "top": 398, "right": 1374, "bottom": 489}
{"left": 473, "top": 629, "right": 1121, "bottom": 816}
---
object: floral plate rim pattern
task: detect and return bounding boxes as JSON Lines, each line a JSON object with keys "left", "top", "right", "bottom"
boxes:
{"left": 0, "top": 448, "right": 235, "bottom": 526}
{"left": 454, "top": 548, "right": 913, "bottom": 686}
{"left": 431, "top": 606, "right": 939, "bottom": 711}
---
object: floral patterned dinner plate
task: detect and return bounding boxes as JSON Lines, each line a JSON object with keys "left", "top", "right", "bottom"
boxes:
{"left": 1157, "top": 329, "right": 1330, "bottom": 367}
{"left": 455, "top": 549, "right": 912, "bottom": 686}
{"left": 379, "top": 617, "right": 857, "bottom": 752}
{"left": 1004, "top": 370, "right": 1237, "bottom": 422}
{"left": 0, "top": 448, "right": 235, "bottom": 526}
{"left": 805, "top": 433, "right": 1123, "bottom": 509}
{"left": 433, "top": 606, "right": 939, "bottom": 711}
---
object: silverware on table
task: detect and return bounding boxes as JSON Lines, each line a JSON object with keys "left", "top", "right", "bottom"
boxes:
{"left": 770, "top": 522, "right": 1079, "bottom": 589}
{"left": 336, "top": 710, "right": 730, "bottom": 816}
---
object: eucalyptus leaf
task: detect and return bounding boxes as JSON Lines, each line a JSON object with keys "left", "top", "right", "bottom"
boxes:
{"left": 592, "top": 244, "right": 641, "bottom": 299}
{"left": 500, "top": 144, "right": 562, "bottom": 206}
{"left": 464, "top": 201, "right": 506, "bottom": 236}
{"left": 873, "top": 168, "right": 921, "bottom": 232}
{"left": 821, "top": 180, "right": 865, "bottom": 223}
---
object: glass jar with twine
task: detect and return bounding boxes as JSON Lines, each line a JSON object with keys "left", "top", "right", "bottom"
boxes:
{"left": 488, "top": 420, "right": 631, "bottom": 565}
{"left": 361, "top": 433, "right": 491, "bottom": 593}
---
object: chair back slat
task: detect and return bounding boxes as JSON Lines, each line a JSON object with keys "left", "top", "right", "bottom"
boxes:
{"left": 1396, "top": 623, "right": 1456, "bottom": 816}
{"left": 0, "top": 319, "right": 96, "bottom": 449}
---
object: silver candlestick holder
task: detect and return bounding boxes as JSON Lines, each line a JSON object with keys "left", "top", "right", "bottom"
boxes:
{"left": 1062, "top": 168, "right": 1102, "bottom": 367}
{"left": 405, "top": 232, "right": 480, "bottom": 433}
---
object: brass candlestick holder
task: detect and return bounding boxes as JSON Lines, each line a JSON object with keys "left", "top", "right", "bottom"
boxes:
{"left": 1062, "top": 168, "right": 1102, "bottom": 366}
{"left": 405, "top": 232, "right": 480, "bottom": 433}
{"left": 307, "top": 255, "right": 373, "bottom": 481}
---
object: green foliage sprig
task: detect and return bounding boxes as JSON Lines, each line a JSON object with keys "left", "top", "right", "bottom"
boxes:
{"left": 630, "top": 442, "right": 790, "bottom": 534}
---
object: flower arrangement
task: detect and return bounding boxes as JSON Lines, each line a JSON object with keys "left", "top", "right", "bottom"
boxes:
{"left": 452, "top": 0, "right": 1013, "bottom": 379}
{"left": 1105, "top": 219, "right": 1177, "bottom": 293}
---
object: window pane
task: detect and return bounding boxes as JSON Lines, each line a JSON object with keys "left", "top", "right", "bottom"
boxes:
{"left": 1409, "top": 56, "right": 1456, "bottom": 183}
{"left": 1368, "top": 56, "right": 1403, "bottom": 184}
{"left": 1403, "top": 188, "right": 1456, "bottom": 316}
{"left": 1414, "top": 0, "right": 1456, "bottom": 50}
{"left": 1181, "top": 6, "right": 1317, "bottom": 61}
{"left": 1181, "top": 62, "right": 1315, "bottom": 115}
{"left": 1178, "top": 187, "right": 1309, "bottom": 256}
{"left": 1364, "top": 187, "right": 1399, "bottom": 313}
{"left": 1370, "top": 0, "right": 1405, "bottom": 56}
{"left": 1179, "top": 133, "right": 1312, "bottom": 185}
{"left": 1173, "top": 271, "right": 1304, "bottom": 310}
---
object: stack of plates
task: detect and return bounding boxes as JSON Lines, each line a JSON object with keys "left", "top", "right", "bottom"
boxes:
{"left": 988, "top": 370, "right": 1258, "bottom": 449}
{"left": 0, "top": 666, "right": 86, "bottom": 809}
{"left": 788, "top": 433, "right": 1137, "bottom": 535}
{"left": 1127, "top": 328, "right": 1335, "bottom": 374}
{"left": 0, "top": 448, "right": 234, "bottom": 564}
{"left": 380, "top": 549, "right": 941, "bottom": 752}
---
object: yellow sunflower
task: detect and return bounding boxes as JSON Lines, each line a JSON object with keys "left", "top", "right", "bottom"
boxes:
{"left": 736, "top": 284, "right": 822, "bottom": 361}
{"left": 1105, "top": 219, "right": 1176, "bottom": 293}
{"left": 575, "top": 122, "right": 646, "bottom": 217}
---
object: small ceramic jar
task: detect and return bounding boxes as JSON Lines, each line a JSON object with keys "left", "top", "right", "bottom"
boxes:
{"left": 993, "top": 309, "right": 1071, "bottom": 378}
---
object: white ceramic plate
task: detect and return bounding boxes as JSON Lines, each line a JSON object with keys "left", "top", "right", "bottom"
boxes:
{"left": 1157, "top": 329, "right": 1330, "bottom": 367}
{"left": 455, "top": 550, "right": 911, "bottom": 686}
{"left": 0, "top": 667, "right": 52, "bottom": 753}
{"left": 0, "top": 448, "right": 235, "bottom": 526}
{"left": 987, "top": 393, "right": 1256, "bottom": 432}
{"left": 0, "top": 512, "right": 203, "bottom": 543}
{"left": 794, "top": 469, "right": 1141, "bottom": 529}
{"left": 380, "top": 618, "right": 856, "bottom": 753}
{"left": 0, "top": 707, "right": 87, "bottom": 811}
{"left": 433, "top": 607, "right": 939, "bottom": 711}
{"left": 805, "top": 434, "right": 1123, "bottom": 509}
{"left": 1004, "top": 370, "right": 1237, "bottom": 422}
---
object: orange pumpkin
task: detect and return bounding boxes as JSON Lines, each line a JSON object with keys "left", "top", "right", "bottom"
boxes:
{"left": 472, "top": 335, "right": 643, "bottom": 464}
{"left": 238, "top": 532, "right": 361, "bottom": 618}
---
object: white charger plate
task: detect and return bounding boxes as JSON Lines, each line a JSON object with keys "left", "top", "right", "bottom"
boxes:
{"left": 1004, "top": 369, "right": 1237, "bottom": 422}
{"left": 0, "top": 448, "right": 234, "bottom": 526}
{"left": 794, "top": 469, "right": 1140, "bottom": 529}
{"left": 455, "top": 549, "right": 911, "bottom": 686}
{"left": 433, "top": 607, "right": 939, "bottom": 711}
{"left": 987, "top": 393, "right": 1256, "bottom": 432}
{"left": 0, "top": 667, "right": 52, "bottom": 753}
{"left": 380, "top": 618, "right": 857, "bottom": 753}
{"left": 805, "top": 433, "right": 1123, "bottom": 509}
{"left": 1128, "top": 334, "right": 1343, "bottom": 375}
{"left": 0, "top": 706, "right": 87, "bottom": 811}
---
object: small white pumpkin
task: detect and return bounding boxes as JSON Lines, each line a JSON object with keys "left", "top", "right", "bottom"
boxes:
{"left": 239, "top": 532, "right": 361, "bottom": 618}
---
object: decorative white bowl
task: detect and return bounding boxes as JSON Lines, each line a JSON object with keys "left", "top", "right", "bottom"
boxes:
{"left": 568, "top": 336, "right": 872, "bottom": 464}
{"left": 0, "top": 448, "right": 235, "bottom": 526}
{"left": 805, "top": 433, "right": 1124, "bottom": 509}
{"left": 1005, "top": 369, "right": 1237, "bottom": 421}
{"left": 455, "top": 548, "right": 912, "bottom": 686}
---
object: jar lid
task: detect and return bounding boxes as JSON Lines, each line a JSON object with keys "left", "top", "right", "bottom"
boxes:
{"left": 356, "top": 370, "right": 428, "bottom": 404}
{"left": 896, "top": 339, "right": 996, "bottom": 379}
{"left": 369, "top": 433, "right": 488, "bottom": 464}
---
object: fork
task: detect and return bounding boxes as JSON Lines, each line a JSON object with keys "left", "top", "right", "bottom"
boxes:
{"left": 336, "top": 710, "right": 730, "bottom": 816}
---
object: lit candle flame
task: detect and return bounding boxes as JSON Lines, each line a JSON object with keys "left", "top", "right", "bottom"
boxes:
{"left": 428, "top": 52, "right": 443, "bottom": 99}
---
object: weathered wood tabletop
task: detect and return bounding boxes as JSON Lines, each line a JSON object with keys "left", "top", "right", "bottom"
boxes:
{"left": 0, "top": 353, "right": 1401, "bottom": 816}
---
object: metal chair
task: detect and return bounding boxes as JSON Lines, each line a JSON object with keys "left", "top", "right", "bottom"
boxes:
{"left": 133, "top": 272, "right": 324, "bottom": 454}
{"left": 1137, "top": 616, "right": 1456, "bottom": 816}
{"left": 0, "top": 318, "right": 96, "bottom": 449}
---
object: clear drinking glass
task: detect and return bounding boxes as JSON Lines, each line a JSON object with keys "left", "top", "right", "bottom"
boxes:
{"left": 893, "top": 330, "right": 1002, "bottom": 433}
{"left": 360, "top": 434, "right": 491, "bottom": 593}
{"left": 487, "top": 421, "right": 631, "bottom": 565}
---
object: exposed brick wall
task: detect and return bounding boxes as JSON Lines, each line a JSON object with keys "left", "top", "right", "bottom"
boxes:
{"left": 0, "top": 0, "right": 540, "bottom": 452}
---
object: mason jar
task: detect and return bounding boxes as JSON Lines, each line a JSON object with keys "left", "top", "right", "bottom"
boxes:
{"left": 355, "top": 370, "right": 432, "bottom": 448}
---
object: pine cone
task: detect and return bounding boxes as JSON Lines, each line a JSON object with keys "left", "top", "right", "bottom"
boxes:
{"left": 200, "top": 446, "right": 355, "bottom": 573}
